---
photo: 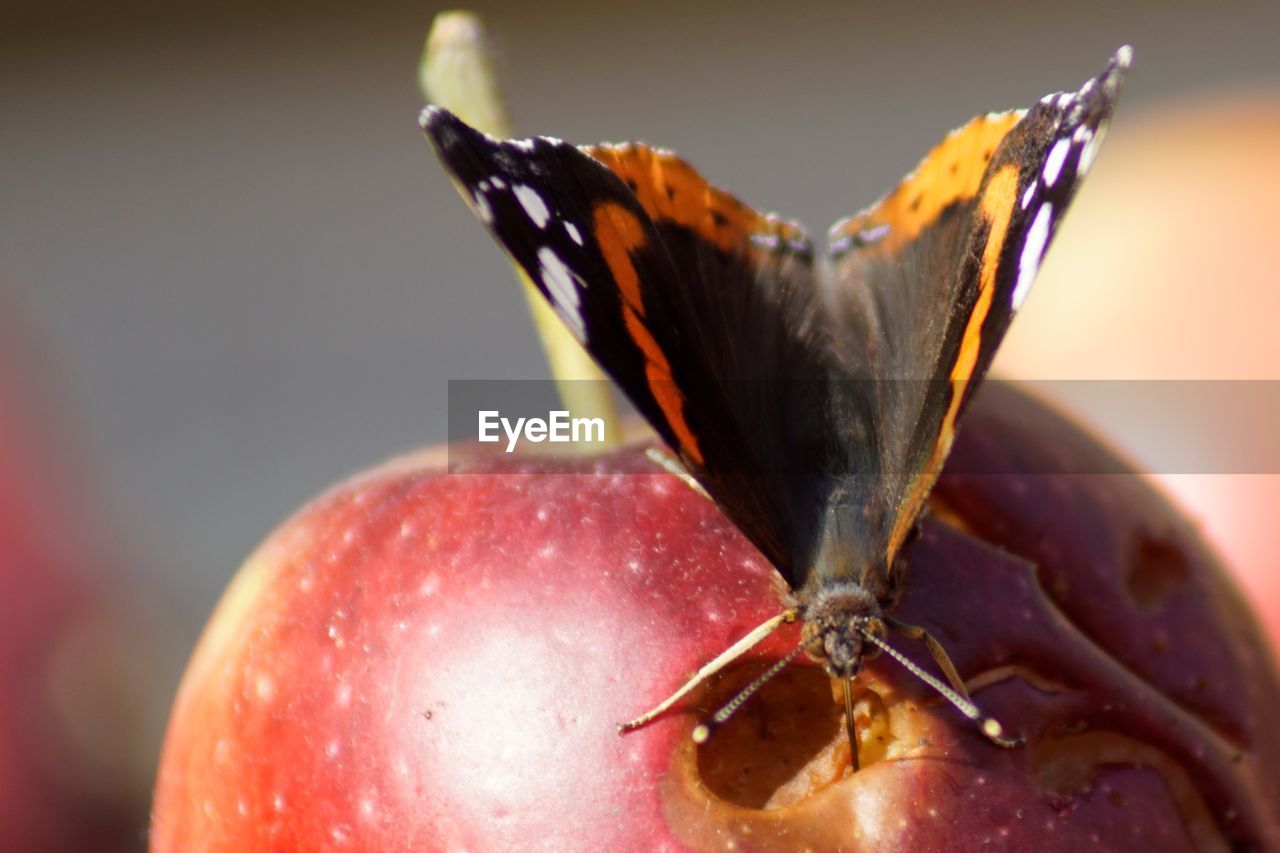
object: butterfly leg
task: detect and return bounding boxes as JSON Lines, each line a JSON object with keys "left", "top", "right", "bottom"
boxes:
{"left": 644, "top": 446, "right": 710, "bottom": 500}
{"left": 883, "top": 616, "right": 970, "bottom": 699}
{"left": 883, "top": 616, "right": 1022, "bottom": 749}
{"left": 619, "top": 609, "right": 797, "bottom": 734}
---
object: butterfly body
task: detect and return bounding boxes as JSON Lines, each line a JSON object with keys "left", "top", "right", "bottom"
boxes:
{"left": 424, "top": 47, "right": 1129, "bottom": 733}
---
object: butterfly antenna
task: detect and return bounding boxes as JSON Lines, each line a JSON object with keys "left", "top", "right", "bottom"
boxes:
{"left": 691, "top": 645, "right": 804, "bottom": 744}
{"left": 860, "top": 629, "right": 1018, "bottom": 748}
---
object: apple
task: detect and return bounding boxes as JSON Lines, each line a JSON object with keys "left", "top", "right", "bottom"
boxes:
{"left": 996, "top": 98, "right": 1280, "bottom": 652}
{"left": 0, "top": 321, "right": 154, "bottom": 852}
{"left": 150, "top": 383, "right": 1280, "bottom": 850}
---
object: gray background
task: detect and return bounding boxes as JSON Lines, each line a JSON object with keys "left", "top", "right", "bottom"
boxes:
{"left": 3, "top": 0, "right": 1278, "bottom": 725}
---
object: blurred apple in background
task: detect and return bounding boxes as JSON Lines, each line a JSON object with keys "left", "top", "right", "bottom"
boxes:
{"left": 998, "top": 94, "right": 1280, "bottom": 649}
{"left": 151, "top": 385, "right": 1280, "bottom": 850}
{"left": 0, "top": 312, "right": 161, "bottom": 851}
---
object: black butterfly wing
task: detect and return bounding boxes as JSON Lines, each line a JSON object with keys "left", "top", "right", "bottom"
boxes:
{"left": 818, "top": 47, "right": 1130, "bottom": 588}
{"left": 423, "top": 46, "right": 1129, "bottom": 598}
{"left": 424, "top": 109, "right": 838, "bottom": 586}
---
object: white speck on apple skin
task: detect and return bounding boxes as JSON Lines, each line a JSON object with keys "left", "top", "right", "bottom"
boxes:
{"left": 418, "top": 573, "right": 441, "bottom": 598}
{"left": 253, "top": 672, "right": 275, "bottom": 702}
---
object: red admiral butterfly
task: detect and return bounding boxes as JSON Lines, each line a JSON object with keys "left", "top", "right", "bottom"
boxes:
{"left": 423, "top": 47, "right": 1130, "bottom": 762}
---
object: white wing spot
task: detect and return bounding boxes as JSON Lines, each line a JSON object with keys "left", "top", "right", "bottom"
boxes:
{"left": 1021, "top": 182, "right": 1036, "bottom": 211}
{"left": 1073, "top": 124, "right": 1093, "bottom": 144}
{"left": 1042, "top": 137, "right": 1071, "bottom": 187}
{"left": 1013, "top": 202, "right": 1053, "bottom": 311}
{"left": 491, "top": 176, "right": 506, "bottom": 189}
{"left": 514, "top": 184, "right": 551, "bottom": 228}
{"left": 473, "top": 191, "right": 492, "bottom": 224}
{"left": 564, "top": 221, "right": 584, "bottom": 245}
{"left": 537, "top": 247, "right": 586, "bottom": 341}
{"left": 1078, "top": 127, "right": 1105, "bottom": 175}
{"left": 1056, "top": 92, "right": 1075, "bottom": 109}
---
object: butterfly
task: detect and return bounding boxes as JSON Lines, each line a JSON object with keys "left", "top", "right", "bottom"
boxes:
{"left": 423, "top": 46, "right": 1130, "bottom": 761}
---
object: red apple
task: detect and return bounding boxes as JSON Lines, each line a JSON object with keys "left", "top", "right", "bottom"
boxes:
{"left": 151, "top": 384, "right": 1280, "bottom": 850}
{"left": 0, "top": 320, "right": 154, "bottom": 852}
{"left": 997, "top": 98, "right": 1280, "bottom": 652}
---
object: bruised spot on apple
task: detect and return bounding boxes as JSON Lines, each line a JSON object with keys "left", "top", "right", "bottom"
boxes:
{"left": 151, "top": 384, "right": 1280, "bottom": 851}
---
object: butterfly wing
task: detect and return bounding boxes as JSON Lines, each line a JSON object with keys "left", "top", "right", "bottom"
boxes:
{"left": 821, "top": 47, "right": 1130, "bottom": 583}
{"left": 423, "top": 46, "right": 1129, "bottom": 597}
{"left": 424, "top": 110, "right": 838, "bottom": 585}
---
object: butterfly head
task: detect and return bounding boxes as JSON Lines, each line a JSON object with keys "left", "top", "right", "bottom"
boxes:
{"left": 799, "top": 582, "right": 885, "bottom": 679}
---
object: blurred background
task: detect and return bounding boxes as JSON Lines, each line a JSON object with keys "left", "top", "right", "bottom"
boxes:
{"left": 1, "top": 0, "right": 1278, "bottom": 848}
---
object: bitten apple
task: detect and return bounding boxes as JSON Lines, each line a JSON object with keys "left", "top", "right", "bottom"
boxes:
{"left": 151, "top": 384, "right": 1280, "bottom": 851}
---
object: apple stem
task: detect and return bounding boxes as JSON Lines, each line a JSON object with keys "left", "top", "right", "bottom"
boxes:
{"left": 644, "top": 447, "right": 710, "bottom": 499}
{"left": 419, "top": 12, "right": 622, "bottom": 447}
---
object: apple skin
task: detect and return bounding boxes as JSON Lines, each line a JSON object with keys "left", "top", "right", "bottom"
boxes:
{"left": 151, "top": 384, "right": 1280, "bottom": 851}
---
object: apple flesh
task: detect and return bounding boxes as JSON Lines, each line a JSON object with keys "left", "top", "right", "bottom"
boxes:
{"left": 151, "top": 384, "right": 1280, "bottom": 850}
